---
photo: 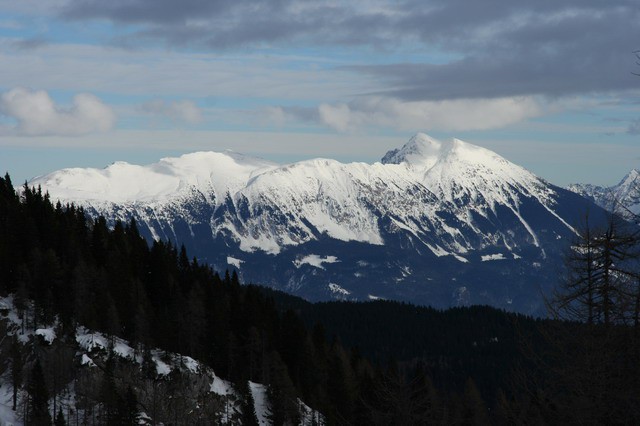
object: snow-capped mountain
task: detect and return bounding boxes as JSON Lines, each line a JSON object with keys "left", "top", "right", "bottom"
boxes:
{"left": 29, "top": 133, "right": 606, "bottom": 314}
{"left": 568, "top": 169, "right": 640, "bottom": 217}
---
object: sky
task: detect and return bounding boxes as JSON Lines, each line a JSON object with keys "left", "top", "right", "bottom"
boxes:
{"left": 1, "top": 0, "right": 640, "bottom": 187}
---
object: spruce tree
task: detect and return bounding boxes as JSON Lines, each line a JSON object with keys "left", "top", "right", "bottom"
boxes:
{"left": 10, "top": 336, "right": 23, "bottom": 411}
{"left": 267, "top": 351, "right": 300, "bottom": 425}
{"left": 239, "top": 380, "right": 260, "bottom": 426}
{"left": 27, "top": 359, "right": 52, "bottom": 425}
{"left": 99, "top": 353, "right": 120, "bottom": 424}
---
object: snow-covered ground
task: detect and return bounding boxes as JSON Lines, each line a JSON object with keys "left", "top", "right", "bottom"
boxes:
{"left": 227, "top": 256, "right": 244, "bottom": 269}
{"left": 249, "top": 382, "right": 270, "bottom": 426}
{"left": 481, "top": 253, "right": 507, "bottom": 261}
{"left": 293, "top": 254, "right": 340, "bottom": 269}
{"left": 0, "top": 382, "right": 20, "bottom": 426}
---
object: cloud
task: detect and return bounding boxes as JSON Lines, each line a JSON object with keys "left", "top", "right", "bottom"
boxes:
{"left": 0, "top": 87, "right": 115, "bottom": 136}
{"left": 140, "top": 99, "right": 203, "bottom": 124}
{"left": 278, "top": 96, "right": 543, "bottom": 132}
{"left": 344, "top": 4, "right": 640, "bottom": 101}
{"left": 57, "top": 0, "right": 640, "bottom": 101}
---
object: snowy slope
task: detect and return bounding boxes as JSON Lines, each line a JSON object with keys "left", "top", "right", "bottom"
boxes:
{"left": 32, "top": 133, "right": 560, "bottom": 257}
{"left": 0, "top": 295, "right": 323, "bottom": 426}
{"left": 29, "top": 133, "right": 603, "bottom": 313}
{"left": 33, "top": 151, "right": 277, "bottom": 204}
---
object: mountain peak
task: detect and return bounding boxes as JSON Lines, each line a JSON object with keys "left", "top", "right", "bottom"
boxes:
{"left": 381, "top": 133, "right": 447, "bottom": 167}
{"left": 380, "top": 133, "right": 504, "bottom": 170}
{"left": 620, "top": 168, "right": 640, "bottom": 184}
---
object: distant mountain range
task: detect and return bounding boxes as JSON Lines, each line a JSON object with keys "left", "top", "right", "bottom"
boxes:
{"left": 568, "top": 169, "right": 640, "bottom": 217}
{"left": 29, "top": 133, "right": 609, "bottom": 315}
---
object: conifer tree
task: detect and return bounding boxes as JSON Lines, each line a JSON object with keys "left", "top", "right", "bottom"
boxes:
{"left": 99, "top": 353, "right": 120, "bottom": 424}
{"left": 326, "top": 345, "right": 357, "bottom": 423}
{"left": 267, "top": 351, "right": 300, "bottom": 425}
{"left": 27, "top": 359, "right": 51, "bottom": 425}
{"left": 238, "top": 380, "right": 260, "bottom": 426}
{"left": 10, "top": 336, "right": 23, "bottom": 411}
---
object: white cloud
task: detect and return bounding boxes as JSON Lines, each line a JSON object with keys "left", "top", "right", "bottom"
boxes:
{"left": 140, "top": 99, "right": 203, "bottom": 124}
{"left": 0, "top": 87, "right": 115, "bottom": 136}
{"left": 314, "top": 96, "right": 543, "bottom": 132}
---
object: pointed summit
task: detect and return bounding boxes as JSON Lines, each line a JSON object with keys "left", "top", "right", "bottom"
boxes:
{"left": 380, "top": 133, "right": 511, "bottom": 171}
{"left": 618, "top": 168, "right": 640, "bottom": 188}
{"left": 381, "top": 133, "right": 447, "bottom": 167}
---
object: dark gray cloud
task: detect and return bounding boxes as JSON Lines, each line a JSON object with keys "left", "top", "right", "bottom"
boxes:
{"left": 348, "top": 3, "right": 640, "bottom": 100}
{"left": 60, "top": 0, "right": 640, "bottom": 100}
{"left": 351, "top": 50, "right": 636, "bottom": 100}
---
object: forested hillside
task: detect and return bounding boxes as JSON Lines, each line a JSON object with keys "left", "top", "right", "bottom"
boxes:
{"left": 2, "top": 173, "right": 640, "bottom": 425}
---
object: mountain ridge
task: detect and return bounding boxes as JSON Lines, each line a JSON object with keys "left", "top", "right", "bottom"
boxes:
{"left": 568, "top": 168, "right": 640, "bottom": 216}
{"left": 27, "top": 133, "right": 605, "bottom": 314}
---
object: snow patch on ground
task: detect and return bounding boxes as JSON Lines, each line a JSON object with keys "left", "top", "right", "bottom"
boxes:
{"left": 226, "top": 256, "right": 243, "bottom": 269}
{"left": 210, "top": 374, "right": 233, "bottom": 396}
{"left": 293, "top": 254, "right": 340, "bottom": 269}
{"left": 154, "top": 358, "right": 170, "bottom": 376}
{"left": 114, "top": 341, "right": 135, "bottom": 360}
{"left": 0, "top": 295, "right": 33, "bottom": 343}
{"left": 76, "top": 328, "right": 138, "bottom": 361}
{"left": 76, "top": 329, "right": 109, "bottom": 352}
{"left": 81, "top": 354, "right": 96, "bottom": 367}
{"left": 328, "top": 283, "right": 350, "bottom": 296}
{"left": 298, "top": 398, "right": 324, "bottom": 425}
{"left": 181, "top": 356, "right": 200, "bottom": 374}
{"left": 426, "top": 243, "right": 450, "bottom": 257}
{"left": 453, "top": 254, "right": 469, "bottom": 263}
{"left": 35, "top": 328, "right": 56, "bottom": 344}
{"left": 481, "top": 253, "right": 507, "bottom": 261}
{"left": 249, "top": 382, "right": 270, "bottom": 426}
{"left": 138, "top": 412, "right": 153, "bottom": 425}
{"left": 0, "top": 380, "right": 20, "bottom": 426}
